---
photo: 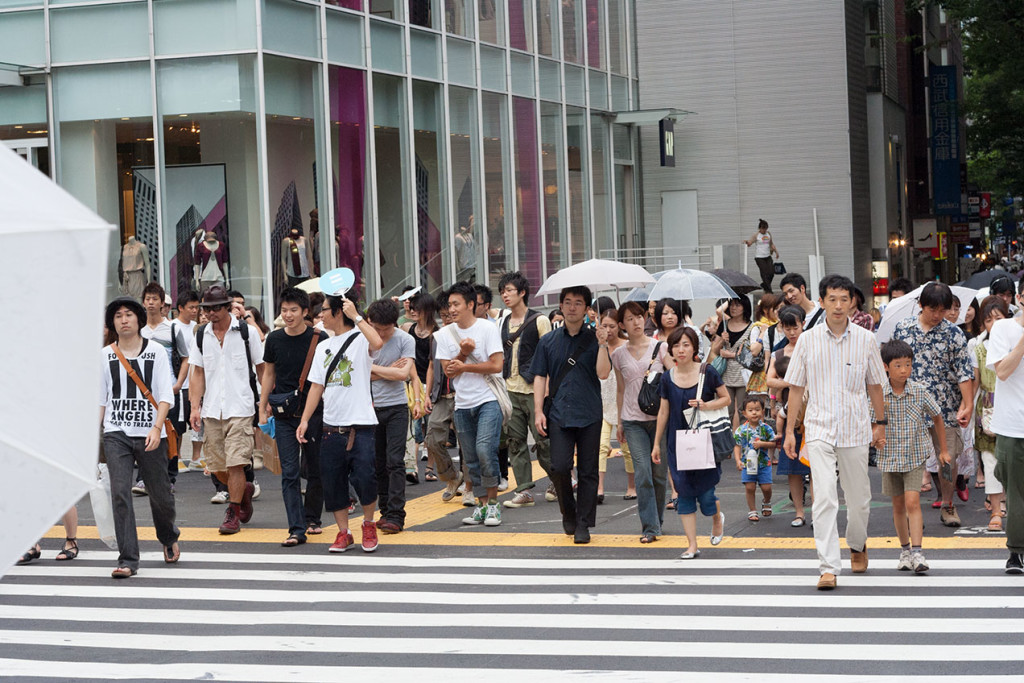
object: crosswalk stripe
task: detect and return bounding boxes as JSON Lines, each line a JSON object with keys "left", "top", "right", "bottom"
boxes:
{"left": 0, "top": 660, "right": 1003, "bottom": 683}
{"left": 5, "top": 564, "right": 1022, "bottom": 588}
{"left": 0, "top": 630, "right": 1020, "bottom": 661}
{"left": 3, "top": 604, "right": 1023, "bottom": 634}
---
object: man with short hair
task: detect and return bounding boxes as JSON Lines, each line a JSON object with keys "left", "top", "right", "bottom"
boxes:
{"left": 101, "top": 297, "right": 180, "bottom": 577}
{"left": 892, "top": 282, "right": 973, "bottom": 527}
{"left": 188, "top": 285, "right": 265, "bottom": 535}
{"left": 136, "top": 282, "right": 190, "bottom": 495}
{"left": 498, "top": 272, "right": 554, "bottom": 508}
{"left": 531, "top": 286, "right": 612, "bottom": 544}
{"left": 784, "top": 275, "right": 887, "bottom": 590}
{"left": 298, "top": 293, "right": 384, "bottom": 552}
{"left": 259, "top": 287, "right": 328, "bottom": 546}
{"left": 985, "top": 277, "right": 1024, "bottom": 573}
{"left": 367, "top": 298, "right": 421, "bottom": 534}
{"left": 888, "top": 278, "right": 914, "bottom": 301}
{"left": 474, "top": 283, "right": 510, "bottom": 489}
{"left": 425, "top": 293, "right": 470, "bottom": 504}
{"left": 780, "top": 273, "right": 825, "bottom": 330}
{"left": 435, "top": 281, "right": 505, "bottom": 527}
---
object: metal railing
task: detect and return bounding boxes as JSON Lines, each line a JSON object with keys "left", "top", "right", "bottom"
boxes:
{"left": 598, "top": 244, "right": 746, "bottom": 273}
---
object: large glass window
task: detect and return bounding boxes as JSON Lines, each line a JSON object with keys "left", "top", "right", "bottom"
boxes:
{"left": 54, "top": 63, "right": 155, "bottom": 303}
{"left": 329, "top": 66, "right": 372, "bottom": 301}
{"left": 411, "top": 80, "right": 450, "bottom": 294}
{"left": 0, "top": 9, "right": 44, "bottom": 67}
{"left": 153, "top": 0, "right": 258, "bottom": 57}
{"left": 508, "top": 0, "right": 534, "bottom": 52}
{"left": 445, "top": 0, "right": 473, "bottom": 37}
{"left": 265, "top": 57, "right": 324, "bottom": 312}
{"left": 371, "top": 20, "right": 406, "bottom": 73}
{"left": 512, "top": 97, "right": 541, "bottom": 285}
{"left": 157, "top": 55, "right": 265, "bottom": 308}
{"left": 370, "top": 0, "right": 401, "bottom": 20}
{"left": 566, "top": 106, "right": 589, "bottom": 262}
{"left": 373, "top": 73, "right": 412, "bottom": 298}
{"left": 262, "top": 0, "right": 320, "bottom": 60}
{"left": 561, "top": 0, "right": 584, "bottom": 64}
{"left": 540, "top": 102, "right": 567, "bottom": 277}
{"left": 449, "top": 86, "right": 482, "bottom": 283}
{"left": 590, "top": 113, "right": 611, "bottom": 258}
{"left": 478, "top": 0, "right": 505, "bottom": 46}
{"left": 0, "top": 83, "right": 49, "bottom": 177}
{"left": 50, "top": 4, "right": 149, "bottom": 63}
{"left": 608, "top": 0, "right": 627, "bottom": 75}
{"left": 408, "top": 0, "right": 437, "bottom": 28}
{"left": 537, "top": 0, "right": 559, "bottom": 58}
{"left": 481, "top": 92, "right": 512, "bottom": 281}
{"left": 586, "top": 0, "right": 604, "bottom": 69}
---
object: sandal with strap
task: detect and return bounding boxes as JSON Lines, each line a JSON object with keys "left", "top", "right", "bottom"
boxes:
{"left": 639, "top": 534, "right": 657, "bottom": 544}
{"left": 761, "top": 502, "right": 773, "bottom": 517}
{"left": 163, "top": 541, "right": 180, "bottom": 564}
{"left": 306, "top": 523, "right": 323, "bottom": 535}
{"left": 281, "top": 534, "right": 306, "bottom": 547}
{"left": 55, "top": 538, "right": 78, "bottom": 561}
{"left": 424, "top": 468, "right": 438, "bottom": 482}
{"left": 17, "top": 545, "right": 41, "bottom": 565}
{"left": 111, "top": 566, "right": 137, "bottom": 579}
{"left": 747, "top": 511, "right": 760, "bottom": 522}
{"left": 988, "top": 515, "right": 1003, "bottom": 532}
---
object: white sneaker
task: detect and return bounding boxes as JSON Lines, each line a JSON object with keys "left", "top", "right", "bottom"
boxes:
{"left": 187, "top": 460, "right": 205, "bottom": 471}
{"left": 544, "top": 483, "right": 557, "bottom": 502}
{"left": 504, "top": 491, "right": 535, "bottom": 508}
{"left": 210, "top": 490, "right": 229, "bottom": 504}
{"left": 131, "top": 481, "right": 147, "bottom": 496}
{"left": 456, "top": 483, "right": 466, "bottom": 494}
{"left": 252, "top": 481, "right": 261, "bottom": 500}
{"left": 461, "top": 490, "right": 477, "bottom": 507}
{"left": 911, "top": 551, "right": 929, "bottom": 573}
{"left": 484, "top": 502, "right": 501, "bottom": 526}
{"left": 897, "top": 549, "right": 912, "bottom": 571}
{"left": 497, "top": 478, "right": 509, "bottom": 492}
{"left": 462, "top": 504, "right": 486, "bottom": 525}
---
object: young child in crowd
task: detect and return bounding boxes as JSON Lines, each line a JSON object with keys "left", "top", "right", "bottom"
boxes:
{"left": 876, "top": 340, "right": 949, "bottom": 573}
{"left": 733, "top": 397, "right": 775, "bottom": 522}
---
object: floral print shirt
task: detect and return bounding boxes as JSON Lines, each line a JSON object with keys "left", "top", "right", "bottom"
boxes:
{"left": 891, "top": 317, "right": 973, "bottom": 427}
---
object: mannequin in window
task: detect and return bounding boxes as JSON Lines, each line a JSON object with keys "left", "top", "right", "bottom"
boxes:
{"left": 194, "top": 230, "right": 229, "bottom": 293}
{"left": 308, "top": 209, "right": 320, "bottom": 275}
{"left": 281, "top": 227, "right": 314, "bottom": 286}
{"left": 120, "top": 236, "right": 151, "bottom": 300}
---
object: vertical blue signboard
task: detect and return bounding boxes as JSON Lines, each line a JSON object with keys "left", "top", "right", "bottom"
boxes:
{"left": 929, "top": 65, "right": 961, "bottom": 215}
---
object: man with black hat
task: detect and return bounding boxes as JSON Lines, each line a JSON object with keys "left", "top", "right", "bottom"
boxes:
{"left": 101, "top": 297, "right": 180, "bottom": 577}
{"left": 189, "top": 285, "right": 265, "bottom": 534}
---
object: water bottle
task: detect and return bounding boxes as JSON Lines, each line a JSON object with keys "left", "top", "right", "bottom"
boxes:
{"left": 745, "top": 448, "right": 759, "bottom": 475}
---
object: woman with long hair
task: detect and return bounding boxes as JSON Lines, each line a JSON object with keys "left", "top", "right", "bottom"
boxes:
{"left": 403, "top": 293, "right": 439, "bottom": 480}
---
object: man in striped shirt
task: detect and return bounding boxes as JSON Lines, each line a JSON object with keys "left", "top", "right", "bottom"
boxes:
{"left": 784, "top": 275, "right": 887, "bottom": 591}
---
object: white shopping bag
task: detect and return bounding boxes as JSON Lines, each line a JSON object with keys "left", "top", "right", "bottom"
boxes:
{"left": 89, "top": 464, "right": 118, "bottom": 550}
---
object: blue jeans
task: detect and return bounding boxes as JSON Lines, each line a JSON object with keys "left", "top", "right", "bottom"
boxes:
{"left": 622, "top": 419, "right": 667, "bottom": 537}
{"left": 453, "top": 400, "right": 503, "bottom": 498}
{"left": 677, "top": 487, "right": 718, "bottom": 516}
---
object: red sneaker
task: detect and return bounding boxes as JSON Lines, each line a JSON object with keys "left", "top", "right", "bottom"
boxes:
{"left": 329, "top": 529, "right": 354, "bottom": 553}
{"left": 238, "top": 482, "right": 255, "bottom": 523}
{"left": 361, "top": 521, "right": 378, "bottom": 552}
{"left": 218, "top": 504, "right": 240, "bottom": 534}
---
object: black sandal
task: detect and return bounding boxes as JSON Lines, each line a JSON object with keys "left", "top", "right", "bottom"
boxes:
{"left": 640, "top": 534, "right": 657, "bottom": 544}
{"left": 17, "top": 545, "right": 41, "bottom": 565}
{"left": 281, "top": 534, "right": 306, "bottom": 547}
{"left": 55, "top": 538, "right": 78, "bottom": 561}
{"left": 163, "top": 542, "right": 180, "bottom": 564}
{"left": 306, "top": 523, "right": 323, "bottom": 535}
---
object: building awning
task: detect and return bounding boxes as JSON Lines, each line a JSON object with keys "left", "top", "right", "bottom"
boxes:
{"left": 610, "top": 108, "right": 694, "bottom": 125}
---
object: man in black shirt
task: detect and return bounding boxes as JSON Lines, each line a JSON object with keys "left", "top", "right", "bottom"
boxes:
{"left": 531, "top": 286, "right": 612, "bottom": 544}
{"left": 259, "top": 288, "right": 328, "bottom": 546}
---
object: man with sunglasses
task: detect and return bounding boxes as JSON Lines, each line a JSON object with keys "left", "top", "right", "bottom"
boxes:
{"left": 189, "top": 285, "right": 265, "bottom": 534}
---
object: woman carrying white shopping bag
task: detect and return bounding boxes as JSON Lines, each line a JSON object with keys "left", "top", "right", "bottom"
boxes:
{"left": 652, "top": 326, "right": 731, "bottom": 559}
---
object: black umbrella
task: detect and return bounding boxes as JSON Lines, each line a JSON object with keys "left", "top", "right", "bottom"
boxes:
{"left": 959, "top": 269, "right": 1019, "bottom": 290}
{"left": 710, "top": 268, "right": 760, "bottom": 295}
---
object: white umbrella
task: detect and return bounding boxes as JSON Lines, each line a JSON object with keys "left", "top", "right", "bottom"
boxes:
{"left": 646, "top": 268, "right": 739, "bottom": 302}
{"left": 875, "top": 284, "right": 979, "bottom": 343}
{"left": 0, "top": 145, "right": 113, "bottom": 575}
{"left": 295, "top": 277, "right": 320, "bottom": 294}
{"left": 534, "top": 258, "right": 654, "bottom": 298}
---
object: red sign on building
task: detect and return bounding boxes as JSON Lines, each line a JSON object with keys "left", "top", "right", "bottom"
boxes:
{"left": 980, "top": 192, "right": 992, "bottom": 218}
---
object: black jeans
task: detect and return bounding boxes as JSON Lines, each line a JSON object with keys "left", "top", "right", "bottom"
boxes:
{"left": 755, "top": 257, "right": 775, "bottom": 292}
{"left": 274, "top": 414, "right": 323, "bottom": 537}
{"left": 375, "top": 404, "right": 409, "bottom": 527}
{"left": 548, "top": 419, "right": 602, "bottom": 530}
{"left": 300, "top": 413, "right": 324, "bottom": 527}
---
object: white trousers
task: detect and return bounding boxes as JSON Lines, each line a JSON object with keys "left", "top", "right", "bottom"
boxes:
{"left": 806, "top": 441, "right": 871, "bottom": 576}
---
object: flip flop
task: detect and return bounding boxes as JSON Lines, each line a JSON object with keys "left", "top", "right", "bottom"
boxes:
{"left": 281, "top": 535, "right": 306, "bottom": 548}
{"left": 306, "top": 524, "right": 323, "bottom": 535}
{"left": 640, "top": 534, "right": 657, "bottom": 544}
{"left": 111, "top": 566, "right": 137, "bottom": 579}
{"left": 163, "top": 542, "right": 180, "bottom": 564}
{"left": 975, "top": 481, "right": 986, "bottom": 489}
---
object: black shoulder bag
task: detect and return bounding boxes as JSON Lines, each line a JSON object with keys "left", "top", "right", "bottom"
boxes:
{"left": 542, "top": 332, "right": 593, "bottom": 421}
{"left": 636, "top": 341, "right": 664, "bottom": 416}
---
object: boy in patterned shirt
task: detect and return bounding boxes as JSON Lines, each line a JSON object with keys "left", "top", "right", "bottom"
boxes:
{"left": 734, "top": 397, "right": 776, "bottom": 522}
{"left": 875, "top": 340, "right": 949, "bottom": 573}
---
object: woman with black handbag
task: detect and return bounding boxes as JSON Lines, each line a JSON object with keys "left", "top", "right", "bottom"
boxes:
{"left": 652, "top": 327, "right": 731, "bottom": 559}
{"left": 611, "top": 301, "right": 668, "bottom": 544}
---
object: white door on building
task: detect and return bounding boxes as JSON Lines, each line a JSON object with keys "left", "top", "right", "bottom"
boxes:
{"left": 661, "top": 189, "right": 699, "bottom": 255}
{"left": 2, "top": 138, "right": 49, "bottom": 176}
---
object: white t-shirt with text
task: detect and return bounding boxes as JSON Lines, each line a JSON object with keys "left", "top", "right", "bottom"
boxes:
{"left": 434, "top": 319, "right": 504, "bottom": 410}
{"left": 100, "top": 340, "right": 175, "bottom": 438}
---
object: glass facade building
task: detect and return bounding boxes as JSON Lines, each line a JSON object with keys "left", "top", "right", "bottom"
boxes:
{"left": 0, "top": 0, "right": 642, "bottom": 311}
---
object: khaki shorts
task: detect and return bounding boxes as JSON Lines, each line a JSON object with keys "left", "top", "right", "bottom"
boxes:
{"left": 882, "top": 464, "right": 926, "bottom": 497}
{"left": 202, "top": 415, "right": 254, "bottom": 473}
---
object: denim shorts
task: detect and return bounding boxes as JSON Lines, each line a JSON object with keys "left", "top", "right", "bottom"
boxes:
{"left": 676, "top": 487, "right": 718, "bottom": 516}
{"left": 741, "top": 465, "right": 773, "bottom": 485}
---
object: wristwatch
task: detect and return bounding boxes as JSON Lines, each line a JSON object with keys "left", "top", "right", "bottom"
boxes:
{"left": 872, "top": 419, "right": 888, "bottom": 425}
{"left": 354, "top": 314, "right": 364, "bottom": 323}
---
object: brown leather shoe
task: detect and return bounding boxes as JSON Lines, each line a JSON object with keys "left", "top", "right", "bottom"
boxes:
{"left": 238, "top": 482, "right": 255, "bottom": 523}
{"left": 816, "top": 572, "right": 837, "bottom": 590}
{"left": 851, "top": 549, "right": 868, "bottom": 573}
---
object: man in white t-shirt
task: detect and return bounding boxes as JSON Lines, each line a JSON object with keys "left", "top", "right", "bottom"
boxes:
{"left": 101, "top": 297, "right": 180, "bottom": 577}
{"left": 188, "top": 285, "right": 265, "bottom": 535}
{"left": 984, "top": 283, "right": 1024, "bottom": 574}
{"left": 299, "top": 293, "right": 384, "bottom": 552}
{"left": 780, "top": 273, "right": 825, "bottom": 330}
{"left": 172, "top": 290, "right": 204, "bottom": 470}
{"left": 743, "top": 219, "right": 780, "bottom": 292}
{"left": 434, "top": 281, "right": 505, "bottom": 527}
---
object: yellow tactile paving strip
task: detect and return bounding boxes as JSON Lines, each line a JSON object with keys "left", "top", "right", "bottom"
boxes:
{"left": 50, "top": 460, "right": 1008, "bottom": 549}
